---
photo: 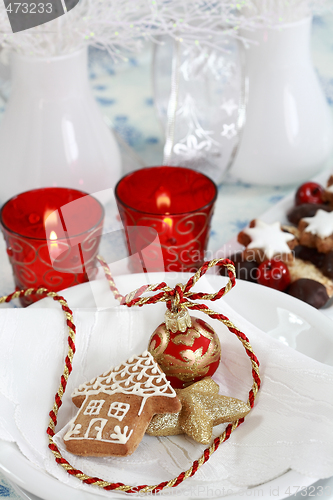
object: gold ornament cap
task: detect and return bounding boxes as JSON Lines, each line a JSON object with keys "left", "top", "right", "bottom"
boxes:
{"left": 165, "top": 307, "right": 192, "bottom": 333}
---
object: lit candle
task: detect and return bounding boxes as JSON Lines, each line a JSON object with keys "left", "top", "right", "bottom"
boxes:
{"left": 156, "top": 187, "right": 171, "bottom": 212}
{"left": 0, "top": 187, "right": 104, "bottom": 306}
{"left": 163, "top": 216, "right": 177, "bottom": 246}
{"left": 115, "top": 166, "right": 217, "bottom": 273}
{"left": 49, "top": 230, "right": 59, "bottom": 263}
{"left": 156, "top": 189, "right": 177, "bottom": 245}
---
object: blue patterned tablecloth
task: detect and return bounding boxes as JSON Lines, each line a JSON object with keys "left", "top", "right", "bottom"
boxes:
{"left": 0, "top": 11, "right": 333, "bottom": 500}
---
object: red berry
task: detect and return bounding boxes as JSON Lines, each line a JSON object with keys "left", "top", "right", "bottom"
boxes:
{"left": 257, "top": 259, "right": 290, "bottom": 292}
{"left": 295, "top": 182, "right": 324, "bottom": 206}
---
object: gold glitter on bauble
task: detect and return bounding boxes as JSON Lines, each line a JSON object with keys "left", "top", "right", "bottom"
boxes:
{"left": 146, "top": 377, "right": 250, "bottom": 445}
{"left": 148, "top": 308, "right": 221, "bottom": 389}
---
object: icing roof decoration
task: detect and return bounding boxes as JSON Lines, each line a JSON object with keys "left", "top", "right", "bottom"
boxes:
{"left": 72, "top": 351, "right": 176, "bottom": 403}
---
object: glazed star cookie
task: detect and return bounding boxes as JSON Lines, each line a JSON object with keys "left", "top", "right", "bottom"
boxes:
{"left": 298, "top": 209, "right": 333, "bottom": 253}
{"left": 237, "top": 219, "right": 297, "bottom": 263}
{"left": 64, "top": 351, "right": 181, "bottom": 457}
{"left": 230, "top": 223, "right": 333, "bottom": 309}
{"left": 230, "top": 179, "right": 333, "bottom": 308}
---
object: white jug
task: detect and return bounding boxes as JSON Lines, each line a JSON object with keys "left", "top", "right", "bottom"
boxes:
{"left": 0, "top": 47, "right": 121, "bottom": 202}
{"left": 231, "top": 17, "right": 333, "bottom": 185}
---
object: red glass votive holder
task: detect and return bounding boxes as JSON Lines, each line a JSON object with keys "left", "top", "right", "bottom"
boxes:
{"left": 0, "top": 187, "right": 104, "bottom": 306}
{"left": 115, "top": 166, "right": 217, "bottom": 273}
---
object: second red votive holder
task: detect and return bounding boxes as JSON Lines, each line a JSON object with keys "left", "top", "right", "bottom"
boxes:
{"left": 0, "top": 187, "right": 104, "bottom": 306}
{"left": 115, "top": 166, "right": 217, "bottom": 273}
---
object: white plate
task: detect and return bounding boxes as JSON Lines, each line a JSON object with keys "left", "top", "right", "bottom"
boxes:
{"left": 1, "top": 273, "right": 333, "bottom": 500}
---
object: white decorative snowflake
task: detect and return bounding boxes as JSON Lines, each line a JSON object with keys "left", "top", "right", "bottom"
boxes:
{"left": 221, "top": 99, "right": 238, "bottom": 117}
{"left": 221, "top": 123, "right": 237, "bottom": 139}
{"left": 172, "top": 93, "right": 220, "bottom": 159}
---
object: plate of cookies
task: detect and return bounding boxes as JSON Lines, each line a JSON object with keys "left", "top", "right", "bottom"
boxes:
{"left": 0, "top": 270, "right": 333, "bottom": 500}
{"left": 217, "top": 173, "right": 333, "bottom": 316}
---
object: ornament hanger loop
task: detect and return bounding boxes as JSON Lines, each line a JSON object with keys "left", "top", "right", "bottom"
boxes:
{"left": 168, "top": 282, "right": 186, "bottom": 313}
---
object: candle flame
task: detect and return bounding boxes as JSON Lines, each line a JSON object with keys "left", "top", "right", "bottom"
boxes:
{"left": 49, "top": 230, "right": 60, "bottom": 263}
{"left": 163, "top": 217, "right": 173, "bottom": 229}
{"left": 44, "top": 209, "right": 58, "bottom": 226}
{"left": 156, "top": 192, "right": 171, "bottom": 210}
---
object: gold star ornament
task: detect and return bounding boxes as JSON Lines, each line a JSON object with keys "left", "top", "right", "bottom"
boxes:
{"left": 146, "top": 377, "right": 250, "bottom": 445}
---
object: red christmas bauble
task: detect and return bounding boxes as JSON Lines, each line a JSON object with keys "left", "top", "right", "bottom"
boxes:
{"left": 148, "top": 315, "right": 221, "bottom": 389}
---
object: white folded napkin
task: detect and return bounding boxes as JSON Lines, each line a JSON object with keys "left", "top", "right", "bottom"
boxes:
{"left": 0, "top": 298, "right": 333, "bottom": 498}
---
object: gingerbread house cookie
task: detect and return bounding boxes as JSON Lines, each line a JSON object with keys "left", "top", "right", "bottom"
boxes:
{"left": 298, "top": 209, "right": 333, "bottom": 253}
{"left": 64, "top": 351, "right": 181, "bottom": 457}
{"left": 237, "top": 220, "right": 297, "bottom": 263}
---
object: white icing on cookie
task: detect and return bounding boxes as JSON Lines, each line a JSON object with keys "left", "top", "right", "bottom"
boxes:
{"left": 64, "top": 418, "right": 133, "bottom": 444}
{"left": 110, "top": 425, "right": 133, "bottom": 444}
{"left": 302, "top": 209, "right": 333, "bottom": 238}
{"left": 243, "top": 220, "right": 294, "bottom": 259}
{"left": 72, "top": 350, "right": 176, "bottom": 416}
{"left": 64, "top": 422, "right": 82, "bottom": 441}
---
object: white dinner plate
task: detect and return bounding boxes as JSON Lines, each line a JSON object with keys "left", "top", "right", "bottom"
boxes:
{"left": 1, "top": 273, "right": 333, "bottom": 500}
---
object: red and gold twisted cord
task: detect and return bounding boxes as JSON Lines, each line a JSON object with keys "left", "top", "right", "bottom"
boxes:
{"left": 97, "top": 256, "right": 237, "bottom": 309}
{"left": 1, "top": 257, "right": 260, "bottom": 495}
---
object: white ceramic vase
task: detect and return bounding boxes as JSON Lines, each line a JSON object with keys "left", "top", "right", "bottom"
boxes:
{"left": 231, "top": 17, "right": 333, "bottom": 185}
{"left": 0, "top": 47, "right": 121, "bottom": 202}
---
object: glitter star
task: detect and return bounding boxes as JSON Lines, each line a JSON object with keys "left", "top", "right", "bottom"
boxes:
{"left": 146, "top": 378, "right": 250, "bottom": 445}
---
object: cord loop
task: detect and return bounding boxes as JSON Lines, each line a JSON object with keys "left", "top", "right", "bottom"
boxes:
{"left": 0, "top": 257, "right": 260, "bottom": 495}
